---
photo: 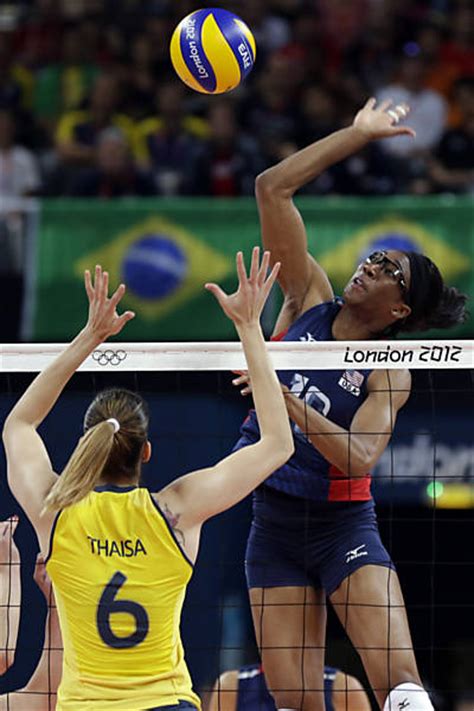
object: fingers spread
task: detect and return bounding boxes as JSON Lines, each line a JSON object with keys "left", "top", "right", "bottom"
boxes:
{"left": 205, "top": 282, "right": 227, "bottom": 304}
{"left": 378, "top": 98, "right": 393, "bottom": 113}
{"left": 249, "top": 245, "right": 260, "bottom": 282}
{"left": 84, "top": 269, "right": 94, "bottom": 300}
{"left": 257, "top": 250, "right": 270, "bottom": 286}
{"left": 110, "top": 283, "right": 126, "bottom": 310}
{"left": 236, "top": 251, "right": 247, "bottom": 285}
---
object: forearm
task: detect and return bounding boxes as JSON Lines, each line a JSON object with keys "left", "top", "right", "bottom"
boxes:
{"left": 285, "top": 394, "right": 369, "bottom": 475}
{"left": 257, "top": 126, "right": 369, "bottom": 196}
{"left": 5, "top": 328, "right": 100, "bottom": 429}
{"left": 236, "top": 323, "right": 291, "bottom": 450}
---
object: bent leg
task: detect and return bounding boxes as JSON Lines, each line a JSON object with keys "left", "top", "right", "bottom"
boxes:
{"left": 250, "top": 585, "right": 327, "bottom": 711}
{"left": 330, "top": 565, "right": 422, "bottom": 708}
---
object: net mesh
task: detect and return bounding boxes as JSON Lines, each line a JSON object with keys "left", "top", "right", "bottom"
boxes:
{"left": 1, "top": 342, "right": 473, "bottom": 710}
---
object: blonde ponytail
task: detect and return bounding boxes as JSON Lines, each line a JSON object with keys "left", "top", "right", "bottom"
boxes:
{"left": 42, "top": 421, "right": 116, "bottom": 514}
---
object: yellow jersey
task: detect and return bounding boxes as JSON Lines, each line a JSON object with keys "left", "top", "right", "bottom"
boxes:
{"left": 45, "top": 484, "right": 201, "bottom": 711}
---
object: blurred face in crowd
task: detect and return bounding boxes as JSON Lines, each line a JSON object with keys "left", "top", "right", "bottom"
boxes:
{"left": 91, "top": 75, "right": 120, "bottom": 115}
{"left": 61, "top": 28, "right": 85, "bottom": 65}
{"left": 0, "top": 110, "right": 14, "bottom": 150}
{"left": 97, "top": 131, "right": 130, "bottom": 176}
{"left": 157, "top": 83, "right": 185, "bottom": 121}
{"left": 209, "top": 103, "right": 237, "bottom": 145}
{"left": 398, "top": 56, "right": 428, "bottom": 92}
{"left": 131, "top": 35, "right": 153, "bottom": 68}
{"left": 301, "top": 85, "right": 335, "bottom": 124}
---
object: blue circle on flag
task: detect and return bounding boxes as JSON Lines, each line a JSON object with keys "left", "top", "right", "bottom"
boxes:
{"left": 358, "top": 233, "right": 421, "bottom": 264}
{"left": 122, "top": 234, "right": 188, "bottom": 300}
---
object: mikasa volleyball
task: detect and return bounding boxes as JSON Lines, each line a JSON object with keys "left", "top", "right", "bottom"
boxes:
{"left": 170, "top": 8, "right": 256, "bottom": 94}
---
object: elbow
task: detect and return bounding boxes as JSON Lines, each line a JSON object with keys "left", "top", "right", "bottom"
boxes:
{"left": 255, "top": 169, "right": 293, "bottom": 201}
{"left": 344, "top": 453, "right": 374, "bottom": 478}
{"left": 267, "top": 435, "right": 295, "bottom": 469}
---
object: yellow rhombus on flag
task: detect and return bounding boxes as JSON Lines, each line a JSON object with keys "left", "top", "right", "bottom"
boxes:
{"left": 319, "top": 214, "right": 470, "bottom": 285}
{"left": 75, "top": 216, "right": 232, "bottom": 321}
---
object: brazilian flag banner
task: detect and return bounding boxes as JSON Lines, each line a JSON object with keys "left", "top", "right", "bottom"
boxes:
{"left": 27, "top": 196, "right": 473, "bottom": 341}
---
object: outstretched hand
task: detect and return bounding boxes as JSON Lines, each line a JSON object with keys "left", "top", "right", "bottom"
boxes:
{"left": 353, "top": 97, "right": 416, "bottom": 140}
{"left": 84, "top": 265, "right": 135, "bottom": 341}
{"left": 205, "top": 247, "right": 280, "bottom": 327}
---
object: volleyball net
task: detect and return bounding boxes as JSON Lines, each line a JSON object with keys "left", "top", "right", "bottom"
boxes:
{"left": 0, "top": 339, "right": 473, "bottom": 709}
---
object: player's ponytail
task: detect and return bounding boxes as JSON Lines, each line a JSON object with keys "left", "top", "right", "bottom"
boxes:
{"left": 42, "top": 421, "right": 117, "bottom": 513}
{"left": 42, "top": 388, "right": 149, "bottom": 514}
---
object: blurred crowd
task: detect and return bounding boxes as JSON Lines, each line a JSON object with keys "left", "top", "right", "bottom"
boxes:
{"left": 0, "top": 0, "right": 473, "bottom": 201}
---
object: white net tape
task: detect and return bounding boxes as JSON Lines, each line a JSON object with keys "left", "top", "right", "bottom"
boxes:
{"left": 0, "top": 339, "right": 472, "bottom": 372}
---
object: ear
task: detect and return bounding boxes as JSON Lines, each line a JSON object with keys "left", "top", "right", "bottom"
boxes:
{"left": 142, "top": 441, "right": 152, "bottom": 463}
{"left": 391, "top": 303, "right": 411, "bottom": 321}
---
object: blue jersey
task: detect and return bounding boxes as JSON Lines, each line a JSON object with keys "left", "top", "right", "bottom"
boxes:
{"left": 237, "top": 300, "right": 373, "bottom": 502}
{"left": 236, "top": 664, "right": 337, "bottom": 711}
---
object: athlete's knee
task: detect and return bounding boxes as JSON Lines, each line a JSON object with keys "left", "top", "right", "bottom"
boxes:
{"left": 383, "top": 683, "right": 435, "bottom": 711}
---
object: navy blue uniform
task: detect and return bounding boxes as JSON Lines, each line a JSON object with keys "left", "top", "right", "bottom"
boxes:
{"left": 234, "top": 300, "right": 394, "bottom": 594}
{"left": 235, "top": 664, "right": 337, "bottom": 711}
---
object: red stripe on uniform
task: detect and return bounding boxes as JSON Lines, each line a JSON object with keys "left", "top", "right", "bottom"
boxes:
{"left": 271, "top": 328, "right": 289, "bottom": 342}
{"left": 328, "top": 465, "right": 372, "bottom": 501}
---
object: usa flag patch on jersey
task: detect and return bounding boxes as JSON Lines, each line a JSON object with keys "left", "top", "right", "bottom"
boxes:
{"left": 338, "top": 370, "right": 364, "bottom": 396}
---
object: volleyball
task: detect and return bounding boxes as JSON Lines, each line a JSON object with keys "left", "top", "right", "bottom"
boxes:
{"left": 170, "top": 8, "right": 256, "bottom": 95}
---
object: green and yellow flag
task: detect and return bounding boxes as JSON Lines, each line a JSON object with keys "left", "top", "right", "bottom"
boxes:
{"left": 27, "top": 197, "right": 473, "bottom": 340}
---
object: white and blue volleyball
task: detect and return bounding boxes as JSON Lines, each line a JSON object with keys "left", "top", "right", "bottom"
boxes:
{"left": 170, "top": 8, "right": 256, "bottom": 94}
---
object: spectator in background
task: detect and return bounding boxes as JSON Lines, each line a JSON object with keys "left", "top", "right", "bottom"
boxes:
{"left": 55, "top": 72, "right": 133, "bottom": 166}
{"left": 0, "top": 108, "right": 40, "bottom": 341}
{"left": 134, "top": 81, "right": 208, "bottom": 195}
{"left": 240, "top": 0, "right": 291, "bottom": 60}
{"left": 188, "top": 101, "right": 264, "bottom": 196}
{"left": 242, "top": 52, "right": 300, "bottom": 164}
{"left": 0, "top": 108, "right": 41, "bottom": 198}
{"left": 377, "top": 52, "right": 447, "bottom": 158}
{"left": 33, "top": 24, "right": 99, "bottom": 131}
{"left": 12, "top": 0, "right": 64, "bottom": 67}
{"left": 428, "top": 76, "right": 474, "bottom": 194}
{"left": 344, "top": 9, "right": 398, "bottom": 92}
{"left": 68, "top": 127, "right": 156, "bottom": 198}
{"left": 0, "top": 36, "right": 33, "bottom": 112}
{"left": 122, "top": 34, "right": 158, "bottom": 120}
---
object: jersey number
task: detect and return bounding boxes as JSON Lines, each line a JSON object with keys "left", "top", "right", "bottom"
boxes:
{"left": 97, "top": 571, "right": 149, "bottom": 649}
{"left": 289, "top": 373, "right": 331, "bottom": 436}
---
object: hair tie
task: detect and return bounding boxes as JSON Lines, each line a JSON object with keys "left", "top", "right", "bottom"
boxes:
{"left": 106, "top": 418, "right": 120, "bottom": 434}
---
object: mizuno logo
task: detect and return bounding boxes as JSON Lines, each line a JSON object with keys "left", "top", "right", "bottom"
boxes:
{"left": 299, "top": 332, "right": 317, "bottom": 342}
{"left": 345, "top": 544, "right": 368, "bottom": 563}
{"left": 398, "top": 700, "right": 410, "bottom": 709}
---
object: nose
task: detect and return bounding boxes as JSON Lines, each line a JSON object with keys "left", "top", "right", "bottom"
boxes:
{"left": 363, "top": 260, "right": 380, "bottom": 279}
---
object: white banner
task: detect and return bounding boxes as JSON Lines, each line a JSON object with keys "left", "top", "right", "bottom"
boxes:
{"left": 0, "top": 340, "right": 472, "bottom": 372}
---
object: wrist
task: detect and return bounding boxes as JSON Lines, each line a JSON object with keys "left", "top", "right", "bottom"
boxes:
{"left": 77, "top": 326, "right": 103, "bottom": 350}
{"left": 349, "top": 124, "right": 373, "bottom": 144}
{"left": 235, "top": 321, "right": 261, "bottom": 334}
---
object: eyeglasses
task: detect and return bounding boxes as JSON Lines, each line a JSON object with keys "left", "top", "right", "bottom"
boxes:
{"left": 364, "top": 251, "right": 408, "bottom": 297}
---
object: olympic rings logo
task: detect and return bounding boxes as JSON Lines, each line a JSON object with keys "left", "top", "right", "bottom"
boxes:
{"left": 92, "top": 349, "right": 127, "bottom": 367}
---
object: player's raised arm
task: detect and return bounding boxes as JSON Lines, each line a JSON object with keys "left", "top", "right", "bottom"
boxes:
{"left": 2, "top": 267, "right": 134, "bottom": 538}
{"left": 157, "top": 248, "right": 294, "bottom": 526}
{"left": 255, "top": 99, "right": 415, "bottom": 328}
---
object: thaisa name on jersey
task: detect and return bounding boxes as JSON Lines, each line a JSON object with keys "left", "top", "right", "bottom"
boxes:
{"left": 87, "top": 535, "right": 147, "bottom": 557}
{"left": 343, "top": 344, "right": 463, "bottom": 365}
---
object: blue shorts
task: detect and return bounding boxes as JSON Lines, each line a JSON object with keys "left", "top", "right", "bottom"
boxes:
{"left": 246, "top": 486, "right": 394, "bottom": 596}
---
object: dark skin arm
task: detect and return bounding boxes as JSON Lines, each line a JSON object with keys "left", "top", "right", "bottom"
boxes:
{"left": 255, "top": 99, "right": 415, "bottom": 333}
{"left": 283, "top": 368, "right": 411, "bottom": 476}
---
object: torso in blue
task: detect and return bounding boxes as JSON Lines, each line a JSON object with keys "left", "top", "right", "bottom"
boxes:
{"left": 236, "top": 299, "right": 373, "bottom": 502}
{"left": 236, "top": 664, "right": 337, "bottom": 711}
